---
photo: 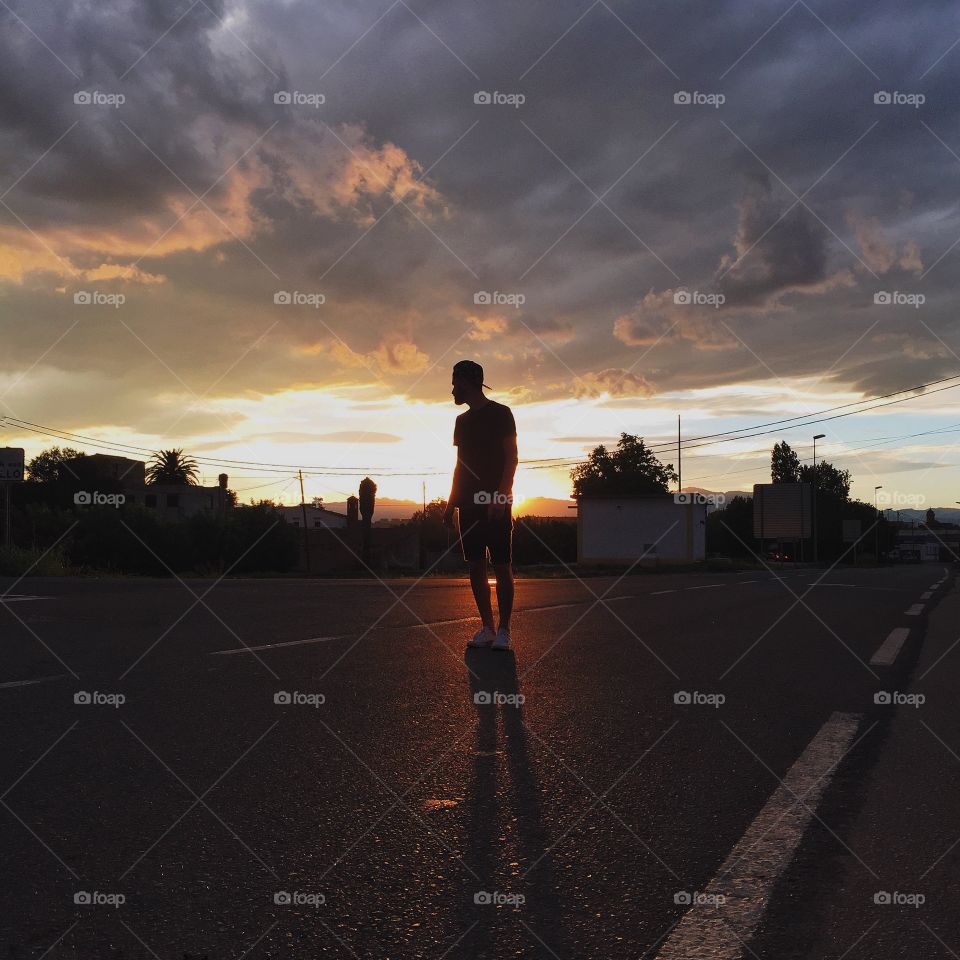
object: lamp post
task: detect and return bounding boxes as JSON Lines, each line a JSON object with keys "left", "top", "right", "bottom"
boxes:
{"left": 812, "top": 434, "right": 825, "bottom": 563}
{"left": 874, "top": 485, "right": 883, "bottom": 561}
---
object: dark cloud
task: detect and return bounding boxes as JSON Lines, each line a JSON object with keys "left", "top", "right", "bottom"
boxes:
{"left": 0, "top": 0, "right": 959, "bottom": 427}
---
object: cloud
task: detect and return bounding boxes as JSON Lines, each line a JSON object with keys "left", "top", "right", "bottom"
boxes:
{"left": 571, "top": 368, "right": 656, "bottom": 399}
{"left": 715, "top": 175, "right": 855, "bottom": 307}
{"left": 846, "top": 211, "right": 924, "bottom": 275}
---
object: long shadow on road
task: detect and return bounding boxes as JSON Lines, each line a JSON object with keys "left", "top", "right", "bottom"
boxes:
{"left": 458, "top": 649, "right": 570, "bottom": 958}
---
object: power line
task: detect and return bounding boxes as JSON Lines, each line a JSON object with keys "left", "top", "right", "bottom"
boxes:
{"left": 3, "top": 371, "right": 959, "bottom": 476}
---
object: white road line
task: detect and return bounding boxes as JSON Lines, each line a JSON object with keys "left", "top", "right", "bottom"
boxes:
{"left": 211, "top": 636, "right": 347, "bottom": 655}
{"left": 905, "top": 604, "right": 925, "bottom": 616}
{"left": 920, "top": 592, "right": 932, "bottom": 600}
{"left": 0, "top": 595, "right": 55, "bottom": 603}
{"left": 739, "top": 580, "right": 757, "bottom": 584}
{"left": 656, "top": 711, "right": 862, "bottom": 960}
{"left": 870, "top": 627, "right": 910, "bottom": 667}
{"left": 651, "top": 589, "right": 677, "bottom": 595}
{"left": 687, "top": 584, "right": 725, "bottom": 590}
{"left": 0, "top": 674, "right": 69, "bottom": 689}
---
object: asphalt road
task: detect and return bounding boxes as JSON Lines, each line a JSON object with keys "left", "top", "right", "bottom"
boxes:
{"left": 0, "top": 563, "right": 955, "bottom": 959}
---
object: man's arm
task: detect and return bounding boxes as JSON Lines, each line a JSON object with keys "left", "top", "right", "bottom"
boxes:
{"left": 497, "top": 432, "right": 519, "bottom": 500}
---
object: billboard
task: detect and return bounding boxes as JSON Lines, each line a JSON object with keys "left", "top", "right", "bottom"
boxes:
{"left": 752, "top": 483, "right": 812, "bottom": 539}
{"left": 0, "top": 448, "right": 25, "bottom": 481}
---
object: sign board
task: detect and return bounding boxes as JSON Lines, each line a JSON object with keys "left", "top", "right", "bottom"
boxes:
{"left": 0, "top": 448, "right": 25, "bottom": 481}
{"left": 752, "top": 483, "right": 812, "bottom": 539}
{"left": 842, "top": 516, "right": 862, "bottom": 543}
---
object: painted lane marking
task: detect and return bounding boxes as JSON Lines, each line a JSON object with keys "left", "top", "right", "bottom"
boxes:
{"left": 651, "top": 589, "right": 677, "bottom": 595}
{"left": 0, "top": 674, "right": 69, "bottom": 689}
{"left": 0, "top": 595, "right": 56, "bottom": 603}
{"left": 920, "top": 592, "right": 932, "bottom": 600}
{"left": 211, "top": 636, "right": 347, "bottom": 655}
{"left": 656, "top": 712, "right": 862, "bottom": 960}
{"left": 686, "top": 584, "right": 725, "bottom": 590}
{"left": 905, "top": 604, "right": 925, "bottom": 616}
{"left": 870, "top": 628, "right": 910, "bottom": 667}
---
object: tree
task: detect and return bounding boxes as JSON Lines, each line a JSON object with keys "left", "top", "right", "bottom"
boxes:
{"left": 311, "top": 496, "right": 324, "bottom": 509}
{"left": 26, "top": 446, "right": 83, "bottom": 483}
{"left": 146, "top": 448, "right": 200, "bottom": 485}
{"left": 799, "top": 461, "right": 851, "bottom": 500}
{"left": 771, "top": 441, "right": 801, "bottom": 483}
{"left": 570, "top": 433, "right": 677, "bottom": 497}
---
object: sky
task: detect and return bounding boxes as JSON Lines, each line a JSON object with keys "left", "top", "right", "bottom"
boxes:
{"left": 0, "top": 0, "right": 958, "bottom": 514}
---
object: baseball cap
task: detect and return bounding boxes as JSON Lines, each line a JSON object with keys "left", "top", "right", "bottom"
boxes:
{"left": 452, "top": 359, "right": 490, "bottom": 389}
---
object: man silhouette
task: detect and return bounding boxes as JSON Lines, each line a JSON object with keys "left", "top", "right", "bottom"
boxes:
{"left": 443, "top": 360, "right": 518, "bottom": 651}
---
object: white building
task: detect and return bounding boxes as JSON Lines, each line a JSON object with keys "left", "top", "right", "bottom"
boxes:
{"left": 576, "top": 493, "right": 707, "bottom": 565}
{"left": 278, "top": 505, "right": 349, "bottom": 529}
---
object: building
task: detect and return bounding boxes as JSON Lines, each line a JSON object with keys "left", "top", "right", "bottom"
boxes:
{"left": 61, "top": 453, "right": 146, "bottom": 486}
{"left": 123, "top": 474, "right": 232, "bottom": 520}
{"left": 575, "top": 493, "right": 707, "bottom": 565}
{"left": 278, "top": 504, "right": 349, "bottom": 529}
{"left": 894, "top": 509, "right": 960, "bottom": 562}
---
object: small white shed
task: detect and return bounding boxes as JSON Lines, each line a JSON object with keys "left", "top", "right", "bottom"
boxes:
{"left": 575, "top": 493, "right": 707, "bottom": 565}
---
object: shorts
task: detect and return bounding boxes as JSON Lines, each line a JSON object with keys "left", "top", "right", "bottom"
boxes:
{"left": 457, "top": 504, "right": 514, "bottom": 564}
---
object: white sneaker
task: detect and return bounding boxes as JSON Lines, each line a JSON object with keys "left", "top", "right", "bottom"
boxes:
{"left": 467, "top": 625, "right": 496, "bottom": 649}
{"left": 491, "top": 628, "right": 511, "bottom": 651}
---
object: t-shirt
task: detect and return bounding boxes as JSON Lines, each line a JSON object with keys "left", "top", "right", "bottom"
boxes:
{"left": 452, "top": 400, "right": 517, "bottom": 508}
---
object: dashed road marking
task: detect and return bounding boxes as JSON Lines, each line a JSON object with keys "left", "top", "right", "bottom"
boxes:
{"left": 0, "top": 674, "right": 69, "bottom": 689}
{"left": 211, "top": 636, "right": 347, "bottom": 655}
{"left": 921, "top": 591, "right": 932, "bottom": 600}
{"left": 905, "top": 604, "right": 925, "bottom": 616}
{"left": 651, "top": 589, "right": 677, "bottom": 595}
{"left": 870, "top": 627, "right": 910, "bottom": 667}
{"left": 0, "top": 595, "right": 56, "bottom": 603}
{"left": 656, "top": 711, "right": 862, "bottom": 960}
{"left": 687, "top": 584, "right": 725, "bottom": 590}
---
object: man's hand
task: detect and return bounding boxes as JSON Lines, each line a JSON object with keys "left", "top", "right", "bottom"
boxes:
{"left": 442, "top": 505, "right": 456, "bottom": 529}
{"left": 487, "top": 493, "right": 511, "bottom": 522}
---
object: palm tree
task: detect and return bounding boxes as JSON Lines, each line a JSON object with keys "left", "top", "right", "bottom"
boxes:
{"left": 146, "top": 448, "right": 200, "bottom": 485}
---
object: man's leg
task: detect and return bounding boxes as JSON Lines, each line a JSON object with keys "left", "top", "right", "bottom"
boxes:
{"left": 468, "top": 557, "right": 495, "bottom": 630}
{"left": 492, "top": 562, "right": 514, "bottom": 632}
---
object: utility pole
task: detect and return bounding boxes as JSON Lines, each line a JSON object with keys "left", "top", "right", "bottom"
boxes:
{"left": 677, "top": 414, "right": 682, "bottom": 494}
{"left": 298, "top": 469, "right": 311, "bottom": 574}
{"left": 874, "top": 485, "right": 883, "bottom": 562}
{"left": 812, "top": 434, "right": 825, "bottom": 564}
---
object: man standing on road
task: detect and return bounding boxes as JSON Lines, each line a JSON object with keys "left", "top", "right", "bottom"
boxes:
{"left": 442, "top": 360, "right": 518, "bottom": 651}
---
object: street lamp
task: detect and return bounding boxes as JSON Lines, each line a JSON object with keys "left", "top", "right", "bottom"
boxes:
{"left": 875, "top": 485, "right": 883, "bottom": 561}
{"left": 813, "top": 434, "right": 825, "bottom": 563}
